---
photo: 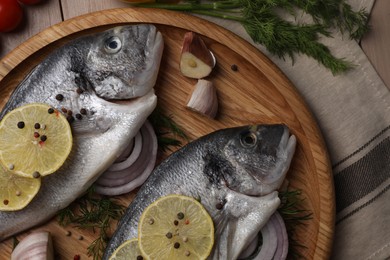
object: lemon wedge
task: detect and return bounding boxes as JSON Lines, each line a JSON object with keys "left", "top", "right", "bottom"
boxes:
{"left": 0, "top": 164, "right": 41, "bottom": 211}
{"left": 138, "top": 194, "right": 214, "bottom": 259}
{"left": 0, "top": 103, "right": 73, "bottom": 178}
{"left": 109, "top": 238, "right": 144, "bottom": 260}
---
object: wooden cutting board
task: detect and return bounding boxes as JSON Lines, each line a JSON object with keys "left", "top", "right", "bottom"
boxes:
{"left": 0, "top": 8, "right": 334, "bottom": 259}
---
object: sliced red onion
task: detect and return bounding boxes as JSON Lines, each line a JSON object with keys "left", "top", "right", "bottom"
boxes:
{"left": 254, "top": 216, "right": 278, "bottom": 260}
{"left": 114, "top": 138, "right": 134, "bottom": 163}
{"left": 95, "top": 129, "right": 151, "bottom": 186}
{"left": 239, "top": 212, "right": 289, "bottom": 260}
{"left": 11, "top": 231, "right": 54, "bottom": 260}
{"left": 109, "top": 132, "right": 142, "bottom": 171}
{"left": 94, "top": 120, "right": 158, "bottom": 196}
{"left": 238, "top": 235, "right": 259, "bottom": 259}
{"left": 272, "top": 212, "right": 289, "bottom": 260}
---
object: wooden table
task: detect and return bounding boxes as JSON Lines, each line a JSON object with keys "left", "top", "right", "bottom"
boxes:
{"left": 0, "top": 0, "right": 389, "bottom": 90}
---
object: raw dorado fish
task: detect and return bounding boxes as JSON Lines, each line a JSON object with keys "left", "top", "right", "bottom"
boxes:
{"left": 104, "top": 124, "right": 297, "bottom": 259}
{"left": 0, "top": 24, "right": 164, "bottom": 240}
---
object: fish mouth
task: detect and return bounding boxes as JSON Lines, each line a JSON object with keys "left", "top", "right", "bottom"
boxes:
{"left": 129, "top": 27, "right": 164, "bottom": 98}
{"left": 261, "top": 127, "right": 296, "bottom": 186}
{"left": 100, "top": 88, "right": 157, "bottom": 111}
{"left": 243, "top": 126, "right": 296, "bottom": 197}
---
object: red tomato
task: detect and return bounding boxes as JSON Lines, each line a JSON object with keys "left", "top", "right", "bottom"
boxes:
{"left": 18, "top": 0, "right": 43, "bottom": 5}
{"left": 0, "top": 0, "right": 23, "bottom": 32}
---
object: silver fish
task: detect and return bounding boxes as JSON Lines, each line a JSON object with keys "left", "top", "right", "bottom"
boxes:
{"left": 103, "top": 124, "right": 296, "bottom": 259}
{"left": 0, "top": 24, "right": 164, "bottom": 240}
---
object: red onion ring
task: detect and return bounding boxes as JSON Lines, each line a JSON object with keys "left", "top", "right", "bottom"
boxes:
{"left": 95, "top": 125, "right": 152, "bottom": 186}
{"left": 272, "top": 211, "right": 289, "bottom": 260}
{"left": 108, "top": 132, "right": 142, "bottom": 171}
{"left": 255, "top": 215, "right": 278, "bottom": 260}
{"left": 238, "top": 212, "right": 289, "bottom": 260}
{"left": 114, "top": 138, "right": 134, "bottom": 163}
{"left": 94, "top": 120, "right": 158, "bottom": 196}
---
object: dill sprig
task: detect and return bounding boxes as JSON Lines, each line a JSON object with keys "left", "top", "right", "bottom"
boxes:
{"left": 278, "top": 189, "right": 312, "bottom": 259}
{"left": 57, "top": 189, "right": 125, "bottom": 260}
{"left": 134, "top": 0, "right": 369, "bottom": 74}
{"left": 148, "top": 108, "right": 190, "bottom": 152}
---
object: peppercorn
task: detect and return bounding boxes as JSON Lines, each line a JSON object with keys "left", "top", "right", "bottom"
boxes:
{"left": 40, "top": 135, "right": 47, "bottom": 142}
{"left": 17, "top": 121, "right": 25, "bottom": 129}
{"left": 80, "top": 108, "right": 87, "bottom": 115}
{"left": 34, "top": 123, "right": 40, "bottom": 129}
{"left": 177, "top": 212, "right": 185, "bottom": 220}
{"left": 75, "top": 114, "right": 82, "bottom": 120}
{"left": 56, "top": 94, "right": 64, "bottom": 101}
{"left": 48, "top": 108, "right": 55, "bottom": 114}
{"left": 67, "top": 115, "right": 75, "bottom": 123}
{"left": 32, "top": 171, "right": 41, "bottom": 178}
{"left": 76, "top": 88, "right": 84, "bottom": 94}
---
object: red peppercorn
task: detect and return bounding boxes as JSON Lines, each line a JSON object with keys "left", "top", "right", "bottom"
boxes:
{"left": 74, "top": 255, "right": 80, "bottom": 260}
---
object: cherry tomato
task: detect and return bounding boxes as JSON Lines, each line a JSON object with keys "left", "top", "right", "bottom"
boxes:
{"left": 18, "top": 0, "right": 43, "bottom": 5}
{"left": 0, "top": 0, "right": 23, "bottom": 32}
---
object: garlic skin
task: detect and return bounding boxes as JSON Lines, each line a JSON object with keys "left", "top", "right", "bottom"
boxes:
{"left": 187, "top": 79, "right": 218, "bottom": 118}
{"left": 11, "top": 232, "right": 54, "bottom": 260}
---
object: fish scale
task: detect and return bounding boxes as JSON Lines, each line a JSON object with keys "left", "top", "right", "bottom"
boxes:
{"left": 0, "top": 24, "right": 164, "bottom": 240}
{"left": 104, "top": 124, "right": 296, "bottom": 259}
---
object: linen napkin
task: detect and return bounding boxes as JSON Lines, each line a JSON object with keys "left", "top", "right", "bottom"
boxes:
{"left": 201, "top": 0, "right": 389, "bottom": 259}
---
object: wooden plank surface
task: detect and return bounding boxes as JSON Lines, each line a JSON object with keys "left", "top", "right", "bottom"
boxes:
{"left": 0, "top": 8, "right": 333, "bottom": 259}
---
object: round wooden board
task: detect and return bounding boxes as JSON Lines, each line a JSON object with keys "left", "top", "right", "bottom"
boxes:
{"left": 0, "top": 8, "right": 334, "bottom": 259}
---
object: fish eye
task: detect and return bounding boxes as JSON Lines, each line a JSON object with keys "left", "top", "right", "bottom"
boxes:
{"left": 104, "top": 36, "right": 122, "bottom": 54}
{"left": 240, "top": 132, "right": 257, "bottom": 147}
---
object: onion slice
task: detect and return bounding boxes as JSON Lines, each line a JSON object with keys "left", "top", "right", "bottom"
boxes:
{"left": 94, "top": 120, "right": 158, "bottom": 196}
{"left": 238, "top": 211, "right": 289, "bottom": 260}
{"left": 114, "top": 138, "right": 134, "bottom": 163}
{"left": 108, "top": 132, "right": 142, "bottom": 171}
{"left": 272, "top": 211, "right": 289, "bottom": 259}
{"left": 11, "top": 231, "right": 54, "bottom": 260}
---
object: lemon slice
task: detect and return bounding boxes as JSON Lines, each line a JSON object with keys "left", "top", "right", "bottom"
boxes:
{"left": 109, "top": 238, "right": 144, "bottom": 260}
{"left": 0, "top": 164, "right": 41, "bottom": 211}
{"left": 0, "top": 103, "right": 73, "bottom": 178}
{"left": 138, "top": 194, "right": 214, "bottom": 260}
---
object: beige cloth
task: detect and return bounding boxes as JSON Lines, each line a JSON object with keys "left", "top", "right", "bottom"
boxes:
{"left": 201, "top": 0, "right": 390, "bottom": 259}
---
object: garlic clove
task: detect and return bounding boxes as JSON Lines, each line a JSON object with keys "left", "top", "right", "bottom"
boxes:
{"left": 186, "top": 79, "right": 218, "bottom": 118}
{"left": 180, "top": 32, "right": 216, "bottom": 79}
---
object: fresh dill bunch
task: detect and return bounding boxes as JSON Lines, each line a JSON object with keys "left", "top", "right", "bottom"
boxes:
{"left": 148, "top": 108, "right": 190, "bottom": 152}
{"left": 135, "top": 0, "right": 369, "bottom": 74}
{"left": 57, "top": 189, "right": 125, "bottom": 260}
{"left": 278, "top": 189, "right": 312, "bottom": 259}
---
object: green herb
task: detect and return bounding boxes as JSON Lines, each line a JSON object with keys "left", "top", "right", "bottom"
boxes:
{"left": 278, "top": 189, "right": 312, "bottom": 259}
{"left": 57, "top": 188, "right": 125, "bottom": 260}
{"left": 133, "top": 0, "right": 369, "bottom": 74}
{"left": 148, "top": 108, "right": 190, "bottom": 152}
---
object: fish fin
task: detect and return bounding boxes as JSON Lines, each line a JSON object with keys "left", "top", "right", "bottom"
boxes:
{"left": 0, "top": 64, "right": 39, "bottom": 119}
{"left": 210, "top": 191, "right": 280, "bottom": 259}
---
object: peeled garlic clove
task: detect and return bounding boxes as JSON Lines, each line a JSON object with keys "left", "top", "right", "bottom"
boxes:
{"left": 187, "top": 79, "right": 218, "bottom": 118}
{"left": 11, "top": 231, "right": 54, "bottom": 260}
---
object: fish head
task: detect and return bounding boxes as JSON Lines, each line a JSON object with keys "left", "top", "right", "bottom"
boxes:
{"left": 84, "top": 24, "right": 164, "bottom": 99}
{"left": 221, "top": 124, "right": 296, "bottom": 195}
